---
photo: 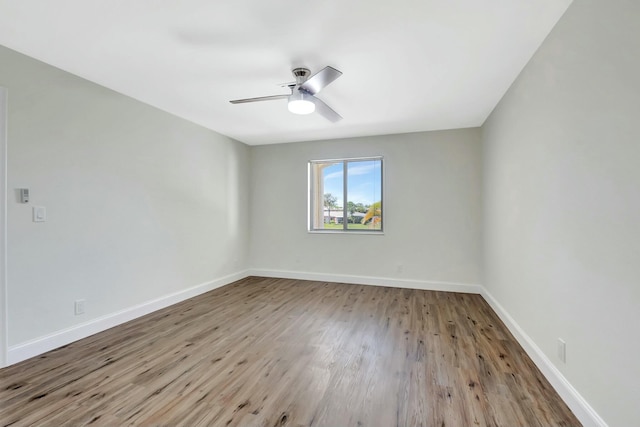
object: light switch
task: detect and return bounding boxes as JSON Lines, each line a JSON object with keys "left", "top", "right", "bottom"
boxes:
{"left": 32, "top": 206, "right": 46, "bottom": 222}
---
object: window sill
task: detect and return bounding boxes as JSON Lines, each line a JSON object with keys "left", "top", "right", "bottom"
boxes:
{"left": 307, "top": 230, "right": 384, "bottom": 235}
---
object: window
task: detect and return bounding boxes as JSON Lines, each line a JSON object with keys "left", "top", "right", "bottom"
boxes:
{"left": 308, "top": 157, "right": 383, "bottom": 232}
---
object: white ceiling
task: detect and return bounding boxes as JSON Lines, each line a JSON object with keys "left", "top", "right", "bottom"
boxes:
{"left": 0, "top": 0, "right": 572, "bottom": 145}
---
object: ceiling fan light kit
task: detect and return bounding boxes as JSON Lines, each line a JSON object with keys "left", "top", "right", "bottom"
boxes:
{"left": 287, "top": 91, "right": 315, "bottom": 115}
{"left": 230, "top": 66, "right": 343, "bottom": 122}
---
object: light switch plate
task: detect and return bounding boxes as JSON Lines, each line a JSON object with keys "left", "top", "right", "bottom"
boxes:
{"left": 32, "top": 206, "right": 46, "bottom": 222}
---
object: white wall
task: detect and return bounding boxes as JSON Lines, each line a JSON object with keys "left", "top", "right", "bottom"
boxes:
{"left": 250, "top": 129, "right": 482, "bottom": 289}
{"left": 1, "top": 45, "right": 250, "bottom": 351}
{"left": 482, "top": 1, "right": 640, "bottom": 425}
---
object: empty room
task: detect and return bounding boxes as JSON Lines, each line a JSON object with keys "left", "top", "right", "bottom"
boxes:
{"left": 0, "top": 0, "right": 637, "bottom": 426}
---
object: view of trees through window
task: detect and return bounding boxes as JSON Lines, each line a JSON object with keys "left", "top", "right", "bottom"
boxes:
{"left": 309, "top": 157, "right": 382, "bottom": 231}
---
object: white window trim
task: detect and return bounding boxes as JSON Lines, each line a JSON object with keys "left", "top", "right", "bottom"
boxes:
{"left": 308, "top": 156, "right": 384, "bottom": 234}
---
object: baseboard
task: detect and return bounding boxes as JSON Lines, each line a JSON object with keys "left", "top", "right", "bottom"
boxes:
{"left": 249, "top": 268, "right": 483, "bottom": 294}
{"left": 250, "top": 269, "right": 606, "bottom": 426}
{"left": 7, "top": 270, "right": 250, "bottom": 366}
{"left": 480, "top": 288, "right": 608, "bottom": 427}
{"left": 5, "top": 268, "right": 607, "bottom": 427}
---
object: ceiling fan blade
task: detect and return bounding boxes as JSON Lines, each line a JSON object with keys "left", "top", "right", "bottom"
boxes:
{"left": 230, "top": 94, "right": 288, "bottom": 104}
{"left": 312, "top": 97, "right": 343, "bottom": 122}
{"left": 300, "top": 66, "right": 342, "bottom": 95}
{"left": 277, "top": 81, "right": 296, "bottom": 88}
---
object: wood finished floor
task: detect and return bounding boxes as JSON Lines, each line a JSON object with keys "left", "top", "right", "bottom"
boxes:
{"left": 0, "top": 277, "right": 580, "bottom": 427}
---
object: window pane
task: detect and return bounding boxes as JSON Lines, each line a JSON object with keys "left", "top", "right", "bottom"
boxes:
{"left": 310, "top": 161, "right": 343, "bottom": 230}
{"left": 346, "top": 159, "right": 382, "bottom": 230}
{"left": 309, "top": 157, "right": 382, "bottom": 232}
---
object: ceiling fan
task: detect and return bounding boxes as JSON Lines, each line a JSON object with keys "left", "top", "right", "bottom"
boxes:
{"left": 230, "top": 66, "right": 343, "bottom": 122}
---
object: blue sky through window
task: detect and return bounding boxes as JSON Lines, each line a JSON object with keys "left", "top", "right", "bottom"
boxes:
{"left": 323, "top": 160, "right": 381, "bottom": 207}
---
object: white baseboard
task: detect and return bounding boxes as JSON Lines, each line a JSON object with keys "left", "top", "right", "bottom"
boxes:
{"left": 480, "top": 288, "right": 608, "bottom": 427}
{"left": 251, "top": 269, "right": 606, "bottom": 426}
{"left": 248, "top": 268, "right": 483, "bottom": 294}
{"left": 7, "top": 270, "right": 250, "bottom": 366}
{"left": 5, "top": 268, "right": 607, "bottom": 427}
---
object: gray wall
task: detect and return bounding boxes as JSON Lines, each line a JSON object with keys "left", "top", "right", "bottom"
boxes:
{"left": 250, "top": 129, "right": 483, "bottom": 287}
{"left": 1, "top": 45, "right": 250, "bottom": 346}
{"left": 482, "top": 0, "right": 640, "bottom": 425}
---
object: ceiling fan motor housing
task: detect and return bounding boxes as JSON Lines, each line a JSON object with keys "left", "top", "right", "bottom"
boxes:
{"left": 292, "top": 68, "right": 311, "bottom": 84}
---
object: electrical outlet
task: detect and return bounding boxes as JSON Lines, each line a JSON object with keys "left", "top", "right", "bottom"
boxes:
{"left": 557, "top": 338, "right": 566, "bottom": 363}
{"left": 74, "top": 299, "right": 85, "bottom": 315}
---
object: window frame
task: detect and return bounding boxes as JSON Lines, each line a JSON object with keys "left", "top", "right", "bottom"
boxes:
{"left": 307, "top": 156, "right": 384, "bottom": 234}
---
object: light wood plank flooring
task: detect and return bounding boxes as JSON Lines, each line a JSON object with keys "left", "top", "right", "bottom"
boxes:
{"left": 1, "top": 277, "right": 580, "bottom": 426}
